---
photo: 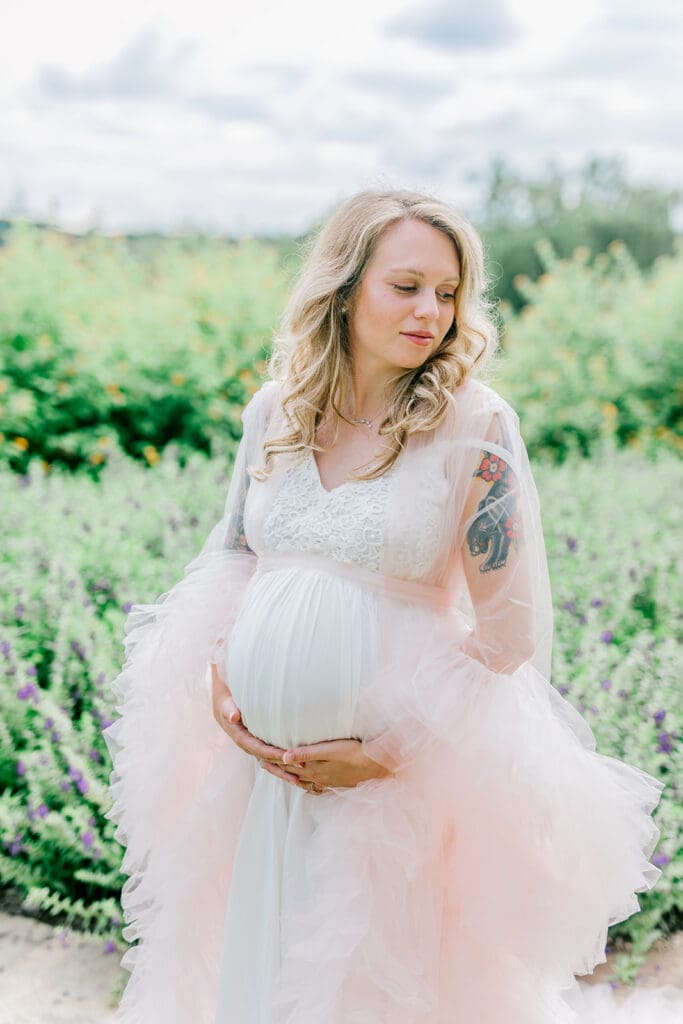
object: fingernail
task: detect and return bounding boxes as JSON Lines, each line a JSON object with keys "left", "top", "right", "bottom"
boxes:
{"left": 229, "top": 712, "right": 239, "bottom": 722}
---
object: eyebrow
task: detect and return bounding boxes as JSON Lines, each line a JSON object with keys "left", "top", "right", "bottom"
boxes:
{"left": 386, "top": 267, "right": 461, "bottom": 285}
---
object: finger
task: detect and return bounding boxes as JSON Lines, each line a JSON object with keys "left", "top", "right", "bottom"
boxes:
{"left": 262, "top": 762, "right": 307, "bottom": 788}
{"left": 282, "top": 749, "right": 310, "bottom": 766}
{"left": 228, "top": 724, "right": 288, "bottom": 762}
{"left": 219, "top": 696, "right": 241, "bottom": 724}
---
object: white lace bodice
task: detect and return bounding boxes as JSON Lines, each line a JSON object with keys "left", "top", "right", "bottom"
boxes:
{"left": 263, "top": 450, "right": 392, "bottom": 571}
{"left": 261, "top": 449, "right": 448, "bottom": 579}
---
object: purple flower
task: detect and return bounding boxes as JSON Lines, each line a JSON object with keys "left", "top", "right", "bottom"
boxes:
{"left": 16, "top": 760, "right": 26, "bottom": 776}
{"left": 600, "top": 630, "right": 614, "bottom": 643}
{"left": 27, "top": 665, "right": 37, "bottom": 676}
{"left": 28, "top": 806, "right": 36, "bottom": 822}
{"left": 104, "top": 939, "right": 117, "bottom": 954}
{"left": 14, "top": 604, "right": 25, "bottom": 618}
{"left": 558, "top": 685, "right": 570, "bottom": 696}
{"left": 88, "top": 815, "right": 97, "bottom": 826}
{"left": 652, "top": 853, "right": 671, "bottom": 867}
{"left": 1, "top": 641, "right": 10, "bottom": 656}
{"left": 656, "top": 732, "right": 673, "bottom": 754}
{"left": 654, "top": 709, "right": 666, "bottom": 727}
{"left": 70, "top": 640, "right": 86, "bottom": 661}
{"left": 51, "top": 730, "right": 60, "bottom": 742}
{"left": 17, "top": 682, "right": 38, "bottom": 701}
{"left": 589, "top": 705, "right": 598, "bottom": 715}
{"left": 88, "top": 748, "right": 101, "bottom": 763}
{"left": 60, "top": 779, "right": 71, "bottom": 792}
{"left": 97, "top": 672, "right": 106, "bottom": 685}
{"left": 618, "top": 688, "right": 629, "bottom": 699}
{"left": 44, "top": 717, "right": 54, "bottom": 729}
{"left": 578, "top": 614, "right": 587, "bottom": 625}
{"left": 122, "top": 601, "right": 133, "bottom": 613}
{"left": 561, "top": 600, "right": 576, "bottom": 614}
{"left": 81, "top": 830, "right": 94, "bottom": 849}
{"left": 601, "top": 679, "right": 612, "bottom": 690}
{"left": 77, "top": 777, "right": 89, "bottom": 795}
{"left": 9, "top": 838, "right": 23, "bottom": 856}
{"left": 38, "top": 803, "right": 49, "bottom": 818}
{"left": 68, "top": 766, "right": 82, "bottom": 781}
{"left": 566, "top": 537, "right": 578, "bottom": 552}
{"left": 590, "top": 598, "right": 603, "bottom": 607}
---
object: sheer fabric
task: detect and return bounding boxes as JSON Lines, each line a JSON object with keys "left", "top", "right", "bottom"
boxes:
{"left": 103, "top": 377, "right": 676, "bottom": 1024}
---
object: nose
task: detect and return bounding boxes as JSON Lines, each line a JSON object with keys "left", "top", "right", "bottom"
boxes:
{"left": 414, "top": 287, "right": 439, "bottom": 320}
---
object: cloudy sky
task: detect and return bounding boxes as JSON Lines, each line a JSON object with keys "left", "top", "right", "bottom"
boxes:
{"left": 1, "top": 0, "right": 681, "bottom": 235}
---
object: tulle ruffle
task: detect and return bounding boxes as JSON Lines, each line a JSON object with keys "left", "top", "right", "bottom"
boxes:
{"left": 268, "top": 603, "right": 667, "bottom": 1023}
{"left": 102, "top": 549, "right": 258, "bottom": 1023}
{"left": 104, "top": 565, "right": 670, "bottom": 1024}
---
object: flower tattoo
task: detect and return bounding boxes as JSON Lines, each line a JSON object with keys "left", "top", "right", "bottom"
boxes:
{"left": 466, "top": 446, "right": 521, "bottom": 573}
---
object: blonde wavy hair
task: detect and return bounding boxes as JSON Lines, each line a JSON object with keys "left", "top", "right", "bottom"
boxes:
{"left": 251, "top": 188, "right": 500, "bottom": 483}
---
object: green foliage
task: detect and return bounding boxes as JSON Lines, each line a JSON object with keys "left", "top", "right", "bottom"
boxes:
{"left": 493, "top": 238, "right": 683, "bottom": 460}
{"left": 479, "top": 155, "right": 680, "bottom": 311}
{"left": 0, "top": 222, "right": 289, "bottom": 474}
{"left": 0, "top": 447, "right": 680, "bottom": 961}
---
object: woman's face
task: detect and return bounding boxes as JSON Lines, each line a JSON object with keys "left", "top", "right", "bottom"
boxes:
{"left": 346, "top": 217, "right": 460, "bottom": 374}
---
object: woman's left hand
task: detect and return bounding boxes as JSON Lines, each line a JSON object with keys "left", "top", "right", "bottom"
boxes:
{"left": 261, "top": 739, "right": 393, "bottom": 792}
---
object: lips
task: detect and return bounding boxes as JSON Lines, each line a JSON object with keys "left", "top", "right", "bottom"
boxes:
{"left": 401, "top": 332, "right": 434, "bottom": 346}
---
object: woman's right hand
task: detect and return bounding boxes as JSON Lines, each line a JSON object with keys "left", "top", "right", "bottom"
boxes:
{"left": 210, "top": 664, "right": 306, "bottom": 786}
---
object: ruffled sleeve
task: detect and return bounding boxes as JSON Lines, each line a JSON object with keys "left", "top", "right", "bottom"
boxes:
{"left": 454, "top": 397, "right": 553, "bottom": 679}
{"left": 102, "top": 381, "right": 278, "bottom": 1023}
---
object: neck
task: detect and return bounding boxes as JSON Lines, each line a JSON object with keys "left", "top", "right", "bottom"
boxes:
{"left": 345, "top": 353, "right": 402, "bottom": 422}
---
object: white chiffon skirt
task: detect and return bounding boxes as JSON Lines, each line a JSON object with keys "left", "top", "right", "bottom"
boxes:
{"left": 215, "top": 566, "right": 380, "bottom": 1022}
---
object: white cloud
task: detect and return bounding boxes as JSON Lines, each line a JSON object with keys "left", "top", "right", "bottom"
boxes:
{"left": 0, "top": 0, "right": 680, "bottom": 234}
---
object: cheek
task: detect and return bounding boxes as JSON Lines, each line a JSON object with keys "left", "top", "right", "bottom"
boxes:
{"left": 440, "top": 306, "right": 456, "bottom": 336}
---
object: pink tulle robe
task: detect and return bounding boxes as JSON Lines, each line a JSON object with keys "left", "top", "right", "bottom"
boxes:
{"left": 102, "top": 376, "right": 679, "bottom": 1023}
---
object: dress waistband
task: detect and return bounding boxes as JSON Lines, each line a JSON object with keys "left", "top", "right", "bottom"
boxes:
{"left": 255, "top": 552, "right": 454, "bottom": 612}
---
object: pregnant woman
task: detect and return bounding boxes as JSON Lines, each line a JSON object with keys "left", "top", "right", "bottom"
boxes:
{"left": 103, "top": 190, "right": 679, "bottom": 1023}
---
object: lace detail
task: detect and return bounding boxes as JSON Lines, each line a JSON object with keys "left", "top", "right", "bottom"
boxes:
{"left": 384, "top": 460, "right": 451, "bottom": 581}
{"left": 263, "top": 452, "right": 392, "bottom": 571}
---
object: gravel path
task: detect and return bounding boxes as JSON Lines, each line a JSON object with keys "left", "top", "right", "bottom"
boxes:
{"left": 1, "top": 909, "right": 681, "bottom": 1023}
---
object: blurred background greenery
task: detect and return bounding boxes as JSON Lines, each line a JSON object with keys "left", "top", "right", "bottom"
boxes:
{"left": 1, "top": 156, "right": 681, "bottom": 977}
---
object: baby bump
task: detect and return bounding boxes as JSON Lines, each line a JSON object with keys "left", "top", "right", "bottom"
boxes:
{"left": 225, "top": 568, "right": 379, "bottom": 749}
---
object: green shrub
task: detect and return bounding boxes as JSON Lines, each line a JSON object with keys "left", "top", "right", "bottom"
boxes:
{"left": 495, "top": 238, "right": 683, "bottom": 460}
{"left": 0, "top": 222, "right": 288, "bottom": 474}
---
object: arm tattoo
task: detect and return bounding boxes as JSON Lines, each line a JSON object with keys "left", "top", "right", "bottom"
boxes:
{"left": 465, "top": 444, "right": 521, "bottom": 573}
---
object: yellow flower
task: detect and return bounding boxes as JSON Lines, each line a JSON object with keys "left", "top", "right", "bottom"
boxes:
{"left": 601, "top": 402, "right": 618, "bottom": 420}
{"left": 105, "top": 383, "right": 121, "bottom": 396}
{"left": 143, "top": 445, "right": 160, "bottom": 466}
{"left": 608, "top": 240, "right": 625, "bottom": 253}
{"left": 573, "top": 246, "right": 590, "bottom": 261}
{"left": 13, "top": 436, "right": 29, "bottom": 450}
{"left": 171, "top": 372, "right": 186, "bottom": 386}
{"left": 97, "top": 436, "right": 112, "bottom": 448}
{"left": 89, "top": 451, "right": 105, "bottom": 465}
{"left": 0, "top": 379, "right": 8, "bottom": 394}
{"left": 513, "top": 274, "right": 529, "bottom": 289}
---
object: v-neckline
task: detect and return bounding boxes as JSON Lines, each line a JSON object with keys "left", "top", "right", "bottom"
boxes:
{"left": 308, "top": 449, "right": 356, "bottom": 496}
